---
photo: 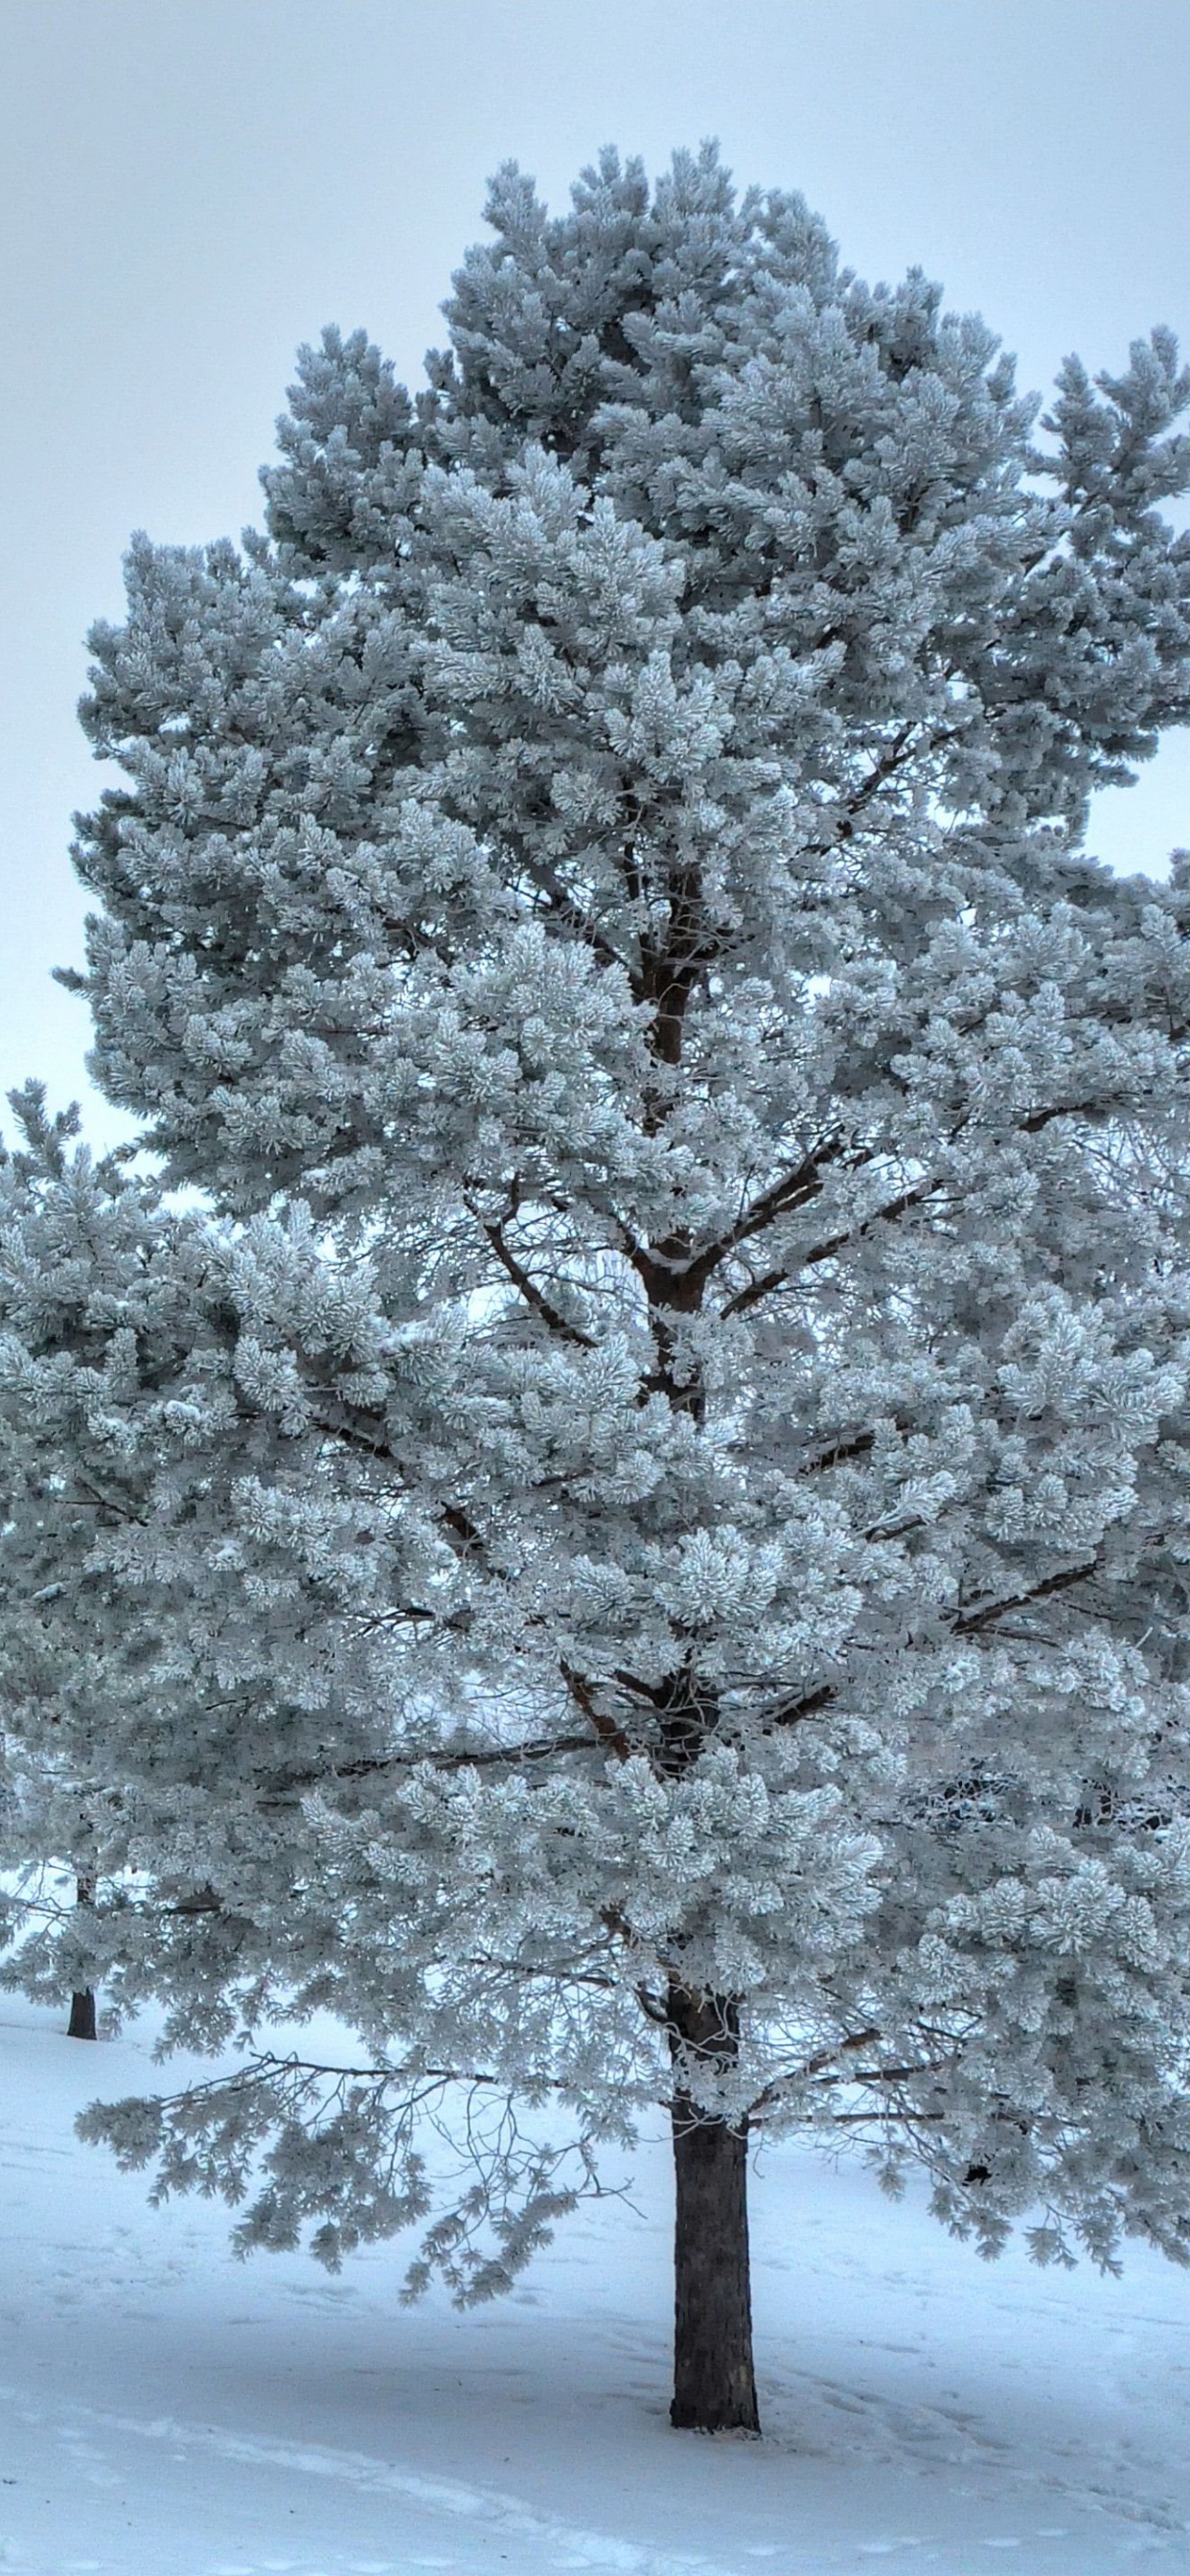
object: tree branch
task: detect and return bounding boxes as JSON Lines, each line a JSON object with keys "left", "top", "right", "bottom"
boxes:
{"left": 469, "top": 1201, "right": 595, "bottom": 1348}
{"left": 800, "top": 724, "right": 918, "bottom": 853}
{"left": 768, "top": 1682, "right": 836, "bottom": 1728}
{"left": 723, "top": 1174, "right": 941, "bottom": 1317}
{"left": 631, "top": 1130, "right": 859, "bottom": 1310}
{"left": 266, "top": 1734, "right": 606, "bottom": 1794}
{"left": 560, "top": 1660, "right": 631, "bottom": 1761}
{"left": 953, "top": 1557, "right": 1100, "bottom": 1635}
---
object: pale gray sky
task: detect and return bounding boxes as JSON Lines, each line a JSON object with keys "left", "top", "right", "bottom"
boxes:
{"left": 3, "top": 0, "right": 1189, "bottom": 1141}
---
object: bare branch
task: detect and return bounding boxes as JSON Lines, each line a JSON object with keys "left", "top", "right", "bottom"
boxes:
{"left": 768, "top": 1682, "right": 836, "bottom": 1728}
{"left": 469, "top": 1201, "right": 595, "bottom": 1348}
{"left": 560, "top": 1660, "right": 632, "bottom": 1762}
{"left": 953, "top": 1558, "right": 1100, "bottom": 1636}
{"left": 265, "top": 1734, "right": 604, "bottom": 1794}
{"left": 799, "top": 1430, "right": 877, "bottom": 1475}
{"left": 724, "top": 1175, "right": 942, "bottom": 1318}
{"left": 800, "top": 723, "right": 919, "bottom": 853}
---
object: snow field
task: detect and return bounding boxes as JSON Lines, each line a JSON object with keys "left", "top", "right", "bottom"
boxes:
{"left": 2, "top": 1994, "right": 1189, "bottom": 2573}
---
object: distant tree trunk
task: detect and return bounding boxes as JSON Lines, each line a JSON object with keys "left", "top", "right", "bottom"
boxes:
{"left": 668, "top": 1985, "right": 760, "bottom": 2434}
{"left": 67, "top": 1985, "right": 97, "bottom": 2039}
{"left": 67, "top": 1874, "right": 97, "bottom": 2040}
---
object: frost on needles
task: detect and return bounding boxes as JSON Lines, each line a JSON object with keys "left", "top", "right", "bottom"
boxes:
{"left": 6, "top": 144, "right": 1190, "bottom": 2432}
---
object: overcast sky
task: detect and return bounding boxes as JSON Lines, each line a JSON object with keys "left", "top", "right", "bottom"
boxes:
{"left": 3, "top": 0, "right": 1189, "bottom": 1142}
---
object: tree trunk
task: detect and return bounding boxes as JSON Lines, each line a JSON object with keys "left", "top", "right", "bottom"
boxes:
{"left": 67, "top": 1987, "right": 97, "bottom": 2040}
{"left": 668, "top": 1987, "right": 760, "bottom": 2433}
{"left": 67, "top": 1875, "right": 97, "bottom": 2040}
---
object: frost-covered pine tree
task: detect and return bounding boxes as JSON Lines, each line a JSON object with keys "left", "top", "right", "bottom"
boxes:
{"left": 0, "top": 1087, "right": 417, "bottom": 2045}
{"left": 7, "top": 146, "right": 1190, "bottom": 2434}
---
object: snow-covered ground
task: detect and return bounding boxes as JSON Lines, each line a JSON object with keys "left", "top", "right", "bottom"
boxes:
{"left": 2, "top": 1995, "right": 1189, "bottom": 2573}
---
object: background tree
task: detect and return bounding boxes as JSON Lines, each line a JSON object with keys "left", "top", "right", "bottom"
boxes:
{"left": 7, "top": 147, "right": 1190, "bottom": 2433}
{"left": 0, "top": 1087, "right": 417, "bottom": 2055}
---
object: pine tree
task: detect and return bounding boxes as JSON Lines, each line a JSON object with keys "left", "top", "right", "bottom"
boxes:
{"left": 7, "top": 147, "right": 1190, "bottom": 2432}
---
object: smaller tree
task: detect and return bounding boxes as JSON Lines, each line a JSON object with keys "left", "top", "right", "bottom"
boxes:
{"left": 0, "top": 1087, "right": 419, "bottom": 2057}
{"left": 0, "top": 1092, "right": 626, "bottom": 2273}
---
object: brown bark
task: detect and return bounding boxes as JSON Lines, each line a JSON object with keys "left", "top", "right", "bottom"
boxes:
{"left": 668, "top": 1986, "right": 760, "bottom": 2434}
{"left": 636, "top": 958, "right": 759, "bottom": 2433}
{"left": 67, "top": 1876, "right": 97, "bottom": 2040}
{"left": 67, "top": 1987, "right": 97, "bottom": 2040}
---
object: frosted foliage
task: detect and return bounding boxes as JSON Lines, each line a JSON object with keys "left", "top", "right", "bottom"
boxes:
{"left": 7, "top": 146, "right": 1190, "bottom": 2288}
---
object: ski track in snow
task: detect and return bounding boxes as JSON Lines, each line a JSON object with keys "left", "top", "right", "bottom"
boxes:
{"left": 2, "top": 2390, "right": 729, "bottom": 2576}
